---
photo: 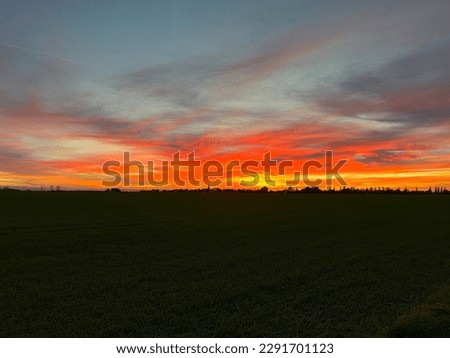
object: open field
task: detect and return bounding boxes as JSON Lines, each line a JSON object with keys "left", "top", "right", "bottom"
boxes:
{"left": 0, "top": 191, "right": 449, "bottom": 337}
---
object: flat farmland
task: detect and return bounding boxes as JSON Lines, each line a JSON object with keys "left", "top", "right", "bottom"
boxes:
{"left": 0, "top": 191, "right": 449, "bottom": 337}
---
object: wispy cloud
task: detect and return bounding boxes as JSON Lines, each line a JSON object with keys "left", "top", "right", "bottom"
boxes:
{"left": 310, "top": 38, "right": 450, "bottom": 129}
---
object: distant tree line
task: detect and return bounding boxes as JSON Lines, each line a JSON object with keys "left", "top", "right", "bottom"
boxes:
{"left": 131, "top": 185, "right": 450, "bottom": 194}
{"left": 1, "top": 185, "right": 448, "bottom": 194}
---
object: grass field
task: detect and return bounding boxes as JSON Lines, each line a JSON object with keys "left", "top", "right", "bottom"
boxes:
{"left": 0, "top": 191, "right": 449, "bottom": 337}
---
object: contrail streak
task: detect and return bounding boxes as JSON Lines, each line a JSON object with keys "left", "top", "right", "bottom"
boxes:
{"left": 0, "top": 40, "right": 86, "bottom": 65}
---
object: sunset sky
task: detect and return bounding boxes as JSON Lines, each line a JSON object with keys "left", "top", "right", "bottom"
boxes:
{"left": 1, "top": 0, "right": 450, "bottom": 190}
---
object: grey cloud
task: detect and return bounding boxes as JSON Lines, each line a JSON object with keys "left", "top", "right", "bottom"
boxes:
{"left": 308, "top": 39, "right": 450, "bottom": 130}
{"left": 354, "top": 149, "right": 418, "bottom": 165}
{"left": 341, "top": 39, "right": 450, "bottom": 95}
{"left": 0, "top": 43, "right": 78, "bottom": 111}
{"left": 114, "top": 59, "right": 225, "bottom": 109}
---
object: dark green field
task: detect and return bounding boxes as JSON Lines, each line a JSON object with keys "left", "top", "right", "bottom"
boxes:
{"left": 1, "top": 191, "right": 449, "bottom": 337}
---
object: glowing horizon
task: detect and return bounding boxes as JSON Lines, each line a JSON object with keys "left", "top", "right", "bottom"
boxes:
{"left": 1, "top": 1, "right": 450, "bottom": 191}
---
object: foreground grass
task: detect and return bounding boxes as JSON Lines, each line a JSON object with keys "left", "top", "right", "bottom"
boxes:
{"left": 0, "top": 191, "right": 449, "bottom": 337}
{"left": 379, "top": 285, "right": 450, "bottom": 337}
